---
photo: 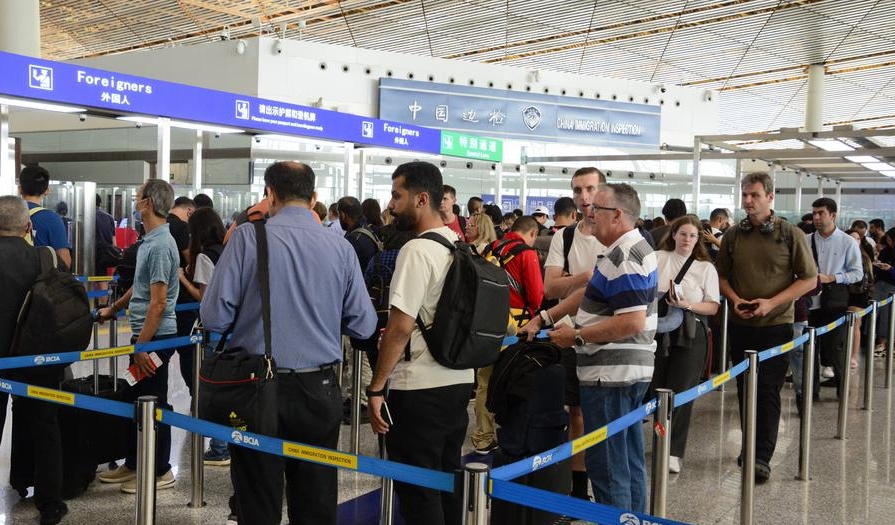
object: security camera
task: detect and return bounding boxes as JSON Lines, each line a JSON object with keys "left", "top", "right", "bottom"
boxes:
{"left": 439, "top": 160, "right": 447, "bottom": 168}
{"left": 704, "top": 90, "right": 714, "bottom": 102}
{"left": 606, "top": 170, "right": 612, "bottom": 177}
{"left": 385, "top": 157, "right": 393, "bottom": 165}
{"left": 657, "top": 84, "right": 667, "bottom": 94}
{"left": 221, "top": 26, "right": 231, "bottom": 41}
{"left": 214, "top": 132, "right": 221, "bottom": 138}
{"left": 275, "top": 39, "right": 285, "bottom": 54}
{"left": 491, "top": 164, "right": 497, "bottom": 171}
{"left": 254, "top": 136, "right": 261, "bottom": 143}
{"left": 78, "top": 114, "right": 86, "bottom": 122}
{"left": 561, "top": 167, "right": 569, "bottom": 175}
{"left": 538, "top": 166, "right": 546, "bottom": 173}
{"left": 236, "top": 39, "right": 247, "bottom": 55}
{"left": 649, "top": 173, "right": 656, "bottom": 180}
{"left": 627, "top": 171, "right": 634, "bottom": 178}
{"left": 466, "top": 162, "right": 473, "bottom": 169}
{"left": 515, "top": 165, "right": 521, "bottom": 172}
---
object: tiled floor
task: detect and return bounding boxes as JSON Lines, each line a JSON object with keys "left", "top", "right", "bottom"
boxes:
{"left": 0, "top": 326, "right": 894, "bottom": 524}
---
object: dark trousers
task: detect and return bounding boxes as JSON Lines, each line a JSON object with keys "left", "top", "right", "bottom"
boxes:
{"left": 11, "top": 376, "right": 63, "bottom": 512}
{"left": 175, "top": 309, "right": 198, "bottom": 396}
{"left": 386, "top": 383, "right": 472, "bottom": 525}
{"left": 231, "top": 368, "right": 342, "bottom": 525}
{"left": 729, "top": 323, "right": 791, "bottom": 466}
{"left": 809, "top": 309, "right": 848, "bottom": 398}
{"left": 125, "top": 335, "right": 174, "bottom": 475}
{"left": 648, "top": 330, "right": 708, "bottom": 458}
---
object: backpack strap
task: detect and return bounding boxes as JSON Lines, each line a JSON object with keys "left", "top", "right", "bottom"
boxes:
{"left": 37, "top": 246, "right": 57, "bottom": 276}
{"left": 410, "top": 232, "right": 457, "bottom": 360}
{"left": 350, "top": 226, "right": 383, "bottom": 251}
{"left": 562, "top": 222, "right": 576, "bottom": 274}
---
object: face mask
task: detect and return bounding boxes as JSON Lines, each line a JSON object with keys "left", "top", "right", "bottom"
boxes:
{"left": 133, "top": 208, "right": 142, "bottom": 222}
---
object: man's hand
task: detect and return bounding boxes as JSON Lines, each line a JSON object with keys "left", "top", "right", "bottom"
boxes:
{"left": 749, "top": 298, "right": 777, "bottom": 318}
{"left": 548, "top": 323, "right": 575, "bottom": 348}
{"left": 368, "top": 395, "right": 389, "bottom": 435}
{"left": 731, "top": 300, "right": 755, "bottom": 320}
{"left": 818, "top": 273, "right": 836, "bottom": 284}
{"left": 132, "top": 352, "right": 156, "bottom": 377}
{"left": 518, "top": 316, "right": 543, "bottom": 342}
{"left": 96, "top": 306, "right": 115, "bottom": 324}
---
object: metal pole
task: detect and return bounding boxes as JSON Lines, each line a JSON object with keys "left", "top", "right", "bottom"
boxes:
{"left": 135, "top": 396, "right": 158, "bottom": 525}
{"left": 719, "top": 299, "right": 730, "bottom": 391}
{"left": 462, "top": 462, "right": 489, "bottom": 525}
{"left": 189, "top": 339, "right": 205, "bottom": 508}
{"left": 379, "top": 436, "right": 394, "bottom": 525}
{"left": 693, "top": 137, "right": 702, "bottom": 216}
{"left": 864, "top": 301, "right": 878, "bottom": 411}
{"left": 650, "top": 388, "right": 673, "bottom": 517}
{"left": 837, "top": 313, "right": 856, "bottom": 439}
{"left": 93, "top": 299, "right": 100, "bottom": 393}
{"left": 798, "top": 328, "right": 816, "bottom": 481}
{"left": 109, "top": 282, "right": 119, "bottom": 391}
{"left": 741, "top": 350, "right": 759, "bottom": 525}
{"left": 887, "top": 294, "right": 895, "bottom": 389}
{"left": 350, "top": 346, "right": 363, "bottom": 454}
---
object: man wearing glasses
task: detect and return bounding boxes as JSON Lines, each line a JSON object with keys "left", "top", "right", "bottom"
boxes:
{"left": 520, "top": 183, "right": 658, "bottom": 512}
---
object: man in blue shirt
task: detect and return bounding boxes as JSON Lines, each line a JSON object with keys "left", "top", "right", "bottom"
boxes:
{"left": 201, "top": 161, "right": 376, "bottom": 525}
{"left": 18, "top": 166, "right": 72, "bottom": 271}
{"left": 95, "top": 179, "right": 180, "bottom": 494}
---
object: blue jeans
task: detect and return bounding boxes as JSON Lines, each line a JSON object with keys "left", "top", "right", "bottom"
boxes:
{"left": 580, "top": 382, "right": 649, "bottom": 513}
{"left": 789, "top": 321, "right": 818, "bottom": 398}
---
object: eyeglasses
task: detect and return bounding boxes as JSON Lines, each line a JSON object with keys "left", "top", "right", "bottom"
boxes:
{"left": 591, "top": 206, "right": 618, "bottom": 213}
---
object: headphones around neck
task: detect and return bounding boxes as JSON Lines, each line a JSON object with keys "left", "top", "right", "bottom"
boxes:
{"left": 739, "top": 212, "right": 776, "bottom": 234}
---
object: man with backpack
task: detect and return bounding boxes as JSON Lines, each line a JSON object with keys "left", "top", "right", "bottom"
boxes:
{"left": 0, "top": 196, "right": 70, "bottom": 525}
{"left": 367, "top": 162, "right": 477, "bottom": 525}
{"left": 338, "top": 196, "right": 382, "bottom": 273}
{"left": 540, "top": 167, "right": 607, "bottom": 501}
{"left": 18, "top": 165, "right": 72, "bottom": 271}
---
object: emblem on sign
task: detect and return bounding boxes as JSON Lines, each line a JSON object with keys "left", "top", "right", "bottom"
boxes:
{"left": 522, "top": 105, "right": 541, "bottom": 131}
{"left": 29, "top": 65, "right": 53, "bottom": 91}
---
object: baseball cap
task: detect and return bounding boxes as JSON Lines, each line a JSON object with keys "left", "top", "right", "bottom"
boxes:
{"left": 533, "top": 206, "right": 549, "bottom": 216}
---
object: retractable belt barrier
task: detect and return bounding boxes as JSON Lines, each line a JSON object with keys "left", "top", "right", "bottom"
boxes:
{"left": 7, "top": 292, "right": 893, "bottom": 524}
{"left": 75, "top": 275, "right": 119, "bottom": 283}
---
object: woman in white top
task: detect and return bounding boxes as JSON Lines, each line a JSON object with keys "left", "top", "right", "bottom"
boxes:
{"left": 650, "top": 215, "right": 720, "bottom": 474}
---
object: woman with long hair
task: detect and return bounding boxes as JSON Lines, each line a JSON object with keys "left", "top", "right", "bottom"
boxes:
{"left": 464, "top": 212, "right": 498, "bottom": 253}
{"left": 362, "top": 198, "right": 384, "bottom": 234}
{"left": 649, "top": 215, "right": 720, "bottom": 473}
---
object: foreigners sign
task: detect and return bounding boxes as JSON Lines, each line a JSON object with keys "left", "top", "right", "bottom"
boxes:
{"left": 380, "top": 78, "right": 661, "bottom": 148}
{"left": 0, "top": 51, "right": 442, "bottom": 154}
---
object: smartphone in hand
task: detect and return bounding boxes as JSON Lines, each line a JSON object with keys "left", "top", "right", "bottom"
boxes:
{"left": 737, "top": 302, "right": 758, "bottom": 311}
{"left": 381, "top": 401, "right": 394, "bottom": 426}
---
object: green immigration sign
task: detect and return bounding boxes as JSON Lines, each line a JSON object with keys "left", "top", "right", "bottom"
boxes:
{"left": 439, "top": 130, "right": 503, "bottom": 162}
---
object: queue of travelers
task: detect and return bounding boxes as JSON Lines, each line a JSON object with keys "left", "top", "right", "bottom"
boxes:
{"left": 2, "top": 161, "right": 895, "bottom": 525}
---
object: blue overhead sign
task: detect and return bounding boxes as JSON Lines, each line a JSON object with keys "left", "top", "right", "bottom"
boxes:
{"left": 379, "top": 78, "right": 661, "bottom": 148}
{"left": 0, "top": 51, "right": 441, "bottom": 153}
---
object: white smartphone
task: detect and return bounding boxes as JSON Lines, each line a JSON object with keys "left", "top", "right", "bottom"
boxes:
{"left": 672, "top": 283, "right": 684, "bottom": 300}
{"left": 381, "top": 401, "right": 394, "bottom": 426}
{"left": 555, "top": 315, "right": 574, "bottom": 329}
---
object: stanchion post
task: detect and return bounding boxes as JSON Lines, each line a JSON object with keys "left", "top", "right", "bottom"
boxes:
{"left": 350, "top": 346, "right": 363, "bottom": 455}
{"left": 379, "top": 436, "right": 394, "bottom": 525}
{"left": 741, "top": 350, "right": 758, "bottom": 525}
{"left": 189, "top": 336, "right": 205, "bottom": 508}
{"left": 462, "top": 462, "right": 489, "bottom": 525}
{"left": 108, "top": 281, "right": 119, "bottom": 390}
{"left": 837, "top": 313, "right": 856, "bottom": 440}
{"left": 864, "top": 301, "right": 878, "bottom": 411}
{"left": 92, "top": 295, "right": 101, "bottom": 393}
{"left": 797, "top": 327, "right": 816, "bottom": 481}
{"left": 650, "top": 388, "right": 673, "bottom": 517}
{"left": 719, "top": 299, "right": 730, "bottom": 392}
{"left": 135, "top": 396, "right": 158, "bottom": 525}
{"left": 887, "top": 294, "right": 895, "bottom": 389}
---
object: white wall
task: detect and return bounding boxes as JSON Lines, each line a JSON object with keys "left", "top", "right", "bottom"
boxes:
{"left": 42, "top": 160, "right": 149, "bottom": 184}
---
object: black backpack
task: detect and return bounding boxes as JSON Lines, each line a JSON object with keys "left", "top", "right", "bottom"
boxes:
{"left": 11, "top": 247, "right": 93, "bottom": 359}
{"left": 114, "top": 238, "right": 144, "bottom": 291}
{"left": 415, "top": 232, "right": 510, "bottom": 370}
{"left": 350, "top": 251, "right": 396, "bottom": 352}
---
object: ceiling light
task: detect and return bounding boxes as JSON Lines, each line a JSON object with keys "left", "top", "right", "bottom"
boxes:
{"left": 880, "top": 170, "right": 895, "bottom": 178}
{"left": 117, "top": 116, "right": 244, "bottom": 134}
{"left": 861, "top": 162, "right": 894, "bottom": 172}
{"left": 808, "top": 139, "right": 853, "bottom": 152}
{"left": 0, "top": 96, "right": 86, "bottom": 113}
{"left": 845, "top": 155, "right": 878, "bottom": 163}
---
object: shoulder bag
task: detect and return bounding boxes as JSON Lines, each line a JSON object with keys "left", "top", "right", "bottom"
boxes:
{"left": 811, "top": 234, "right": 849, "bottom": 312}
{"left": 656, "top": 253, "right": 696, "bottom": 334}
{"left": 199, "top": 221, "right": 277, "bottom": 436}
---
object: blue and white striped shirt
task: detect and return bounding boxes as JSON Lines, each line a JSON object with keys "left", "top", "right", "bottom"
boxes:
{"left": 576, "top": 228, "right": 658, "bottom": 387}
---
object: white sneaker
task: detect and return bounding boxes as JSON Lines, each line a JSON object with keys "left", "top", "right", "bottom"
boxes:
{"left": 821, "top": 366, "right": 835, "bottom": 379}
{"left": 669, "top": 455, "right": 682, "bottom": 474}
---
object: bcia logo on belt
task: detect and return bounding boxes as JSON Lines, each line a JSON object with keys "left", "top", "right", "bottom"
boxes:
{"left": 230, "top": 430, "right": 260, "bottom": 447}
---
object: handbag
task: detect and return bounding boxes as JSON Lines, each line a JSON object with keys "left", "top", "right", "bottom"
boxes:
{"left": 656, "top": 254, "right": 696, "bottom": 334}
{"left": 199, "top": 221, "right": 277, "bottom": 436}
{"left": 811, "top": 235, "right": 849, "bottom": 312}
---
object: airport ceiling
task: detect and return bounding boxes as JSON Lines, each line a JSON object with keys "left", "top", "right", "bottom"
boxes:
{"left": 38, "top": 0, "right": 895, "bottom": 136}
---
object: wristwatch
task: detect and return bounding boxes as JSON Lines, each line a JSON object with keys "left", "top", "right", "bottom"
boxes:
{"left": 365, "top": 385, "right": 386, "bottom": 398}
{"left": 574, "top": 329, "right": 586, "bottom": 347}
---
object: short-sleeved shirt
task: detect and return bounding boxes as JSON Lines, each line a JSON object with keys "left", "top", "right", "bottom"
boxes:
{"left": 715, "top": 219, "right": 817, "bottom": 327}
{"left": 128, "top": 223, "right": 180, "bottom": 336}
{"left": 193, "top": 253, "right": 215, "bottom": 286}
{"left": 443, "top": 215, "right": 466, "bottom": 242}
{"left": 96, "top": 208, "right": 116, "bottom": 247}
{"left": 576, "top": 229, "right": 658, "bottom": 387}
{"left": 27, "top": 202, "right": 69, "bottom": 251}
{"left": 544, "top": 223, "right": 606, "bottom": 278}
{"left": 656, "top": 251, "right": 720, "bottom": 305}
{"left": 388, "top": 226, "right": 474, "bottom": 390}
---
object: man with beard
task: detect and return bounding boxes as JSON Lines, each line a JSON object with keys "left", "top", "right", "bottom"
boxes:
{"left": 368, "top": 161, "right": 473, "bottom": 525}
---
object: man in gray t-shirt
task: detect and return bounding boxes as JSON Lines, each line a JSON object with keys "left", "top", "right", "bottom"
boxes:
{"left": 96, "top": 179, "right": 180, "bottom": 493}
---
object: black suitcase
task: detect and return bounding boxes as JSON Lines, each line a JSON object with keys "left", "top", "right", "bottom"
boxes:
{"left": 490, "top": 449, "right": 571, "bottom": 525}
{"left": 10, "top": 373, "right": 132, "bottom": 499}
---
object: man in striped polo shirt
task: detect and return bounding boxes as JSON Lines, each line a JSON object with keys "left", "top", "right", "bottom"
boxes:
{"left": 520, "top": 183, "right": 658, "bottom": 512}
